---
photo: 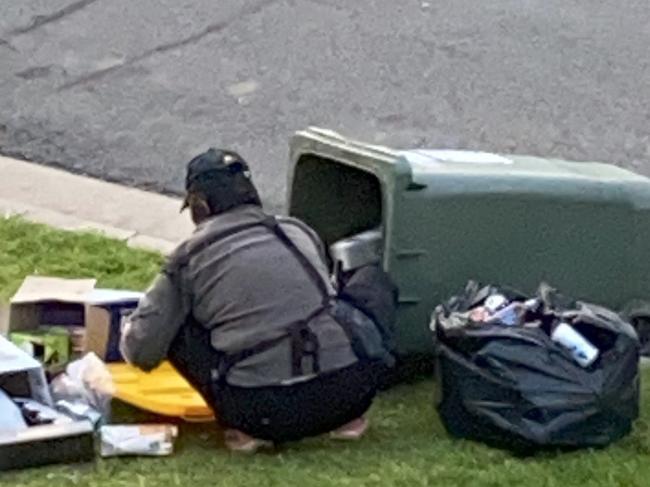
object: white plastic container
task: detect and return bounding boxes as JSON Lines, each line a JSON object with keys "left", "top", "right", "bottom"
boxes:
{"left": 551, "top": 322, "right": 599, "bottom": 367}
{"left": 329, "top": 228, "right": 382, "bottom": 272}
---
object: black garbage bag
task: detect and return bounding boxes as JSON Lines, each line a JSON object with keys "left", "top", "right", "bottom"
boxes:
{"left": 621, "top": 300, "right": 650, "bottom": 356}
{"left": 432, "top": 281, "right": 640, "bottom": 452}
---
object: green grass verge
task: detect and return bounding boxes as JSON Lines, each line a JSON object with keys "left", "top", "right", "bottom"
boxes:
{"left": 2, "top": 217, "right": 650, "bottom": 486}
{"left": 0, "top": 217, "right": 163, "bottom": 301}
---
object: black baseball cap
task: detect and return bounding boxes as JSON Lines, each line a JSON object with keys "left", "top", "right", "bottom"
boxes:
{"left": 181, "top": 148, "right": 250, "bottom": 211}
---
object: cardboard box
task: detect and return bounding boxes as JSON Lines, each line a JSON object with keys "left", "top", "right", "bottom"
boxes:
{"left": 0, "top": 336, "right": 94, "bottom": 471}
{"left": 4, "top": 276, "right": 143, "bottom": 362}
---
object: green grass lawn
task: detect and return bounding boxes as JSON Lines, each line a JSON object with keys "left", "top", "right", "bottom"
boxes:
{"left": 2, "top": 216, "right": 650, "bottom": 486}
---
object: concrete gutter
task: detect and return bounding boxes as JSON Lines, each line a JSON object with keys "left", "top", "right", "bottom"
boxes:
{"left": 0, "top": 156, "right": 194, "bottom": 255}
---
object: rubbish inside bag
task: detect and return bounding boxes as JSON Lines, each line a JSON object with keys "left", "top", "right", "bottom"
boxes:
{"left": 431, "top": 281, "right": 640, "bottom": 452}
{"left": 432, "top": 282, "right": 635, "bottom": 368}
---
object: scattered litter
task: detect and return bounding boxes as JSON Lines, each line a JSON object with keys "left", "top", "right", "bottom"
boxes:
{"left": 100, "top": 424, "right": 178, "bottom": 457}
{"left": 14, "top": 398, "right": 73, "bottom": 426}
{"left": 50, "top": 353, "right": 114, "bottom": 426}
{"left": 55, "top": 400, "right": 102, "bottom": 426}
{"left": 0, "top": 278, "right": 184, "bottom": 470}
{"left": 227, "top": 80, "right": 259, "bottom": 98}
{"left": 0, "top": 337, "right": 95, "bottom": 470}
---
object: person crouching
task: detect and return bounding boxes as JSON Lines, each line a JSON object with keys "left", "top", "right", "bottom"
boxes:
{"left": 120, "top": 148, "right": 398, "bottom": 452}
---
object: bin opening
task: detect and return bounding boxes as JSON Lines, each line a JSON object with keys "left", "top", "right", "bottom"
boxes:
{"left": 289, "top": 155, "right": 383, "bottom": 248}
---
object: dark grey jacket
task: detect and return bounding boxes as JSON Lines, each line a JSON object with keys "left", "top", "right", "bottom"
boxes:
{"left": 120, "top": 205, "right": 357, "bottom": 387}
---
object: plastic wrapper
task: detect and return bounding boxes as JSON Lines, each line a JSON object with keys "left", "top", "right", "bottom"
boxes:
{"left": 55, "top": 400, "right": 102, "bottom": 425}
{"left": 13, "top": 398, "right": 74, "bottom": 426}
{"left": 100, "top": 425, "right": 178, "bottom": 457}
{"left": 431, "top": 281, "right": 640, "bottom": 452}
{"left": 50, "top": 353, "right": 114, "bottom": 426}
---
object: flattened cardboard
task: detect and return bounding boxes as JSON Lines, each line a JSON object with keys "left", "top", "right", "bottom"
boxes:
{"left": 11, "top": 277, "right": 97, "bottom": 305}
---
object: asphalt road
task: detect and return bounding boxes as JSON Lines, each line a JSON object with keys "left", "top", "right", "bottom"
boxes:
{"left": 1, "top": 0, "right": 649, "bottom": 212}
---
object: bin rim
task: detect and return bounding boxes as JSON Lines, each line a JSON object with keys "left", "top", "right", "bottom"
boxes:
{"left": 287, "top": 127, "right": 414, "bottom": 271}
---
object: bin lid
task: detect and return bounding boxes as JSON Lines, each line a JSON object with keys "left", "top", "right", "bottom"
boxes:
{"left": 289, "top": 127, "right": 650, "bottom": 213}
{"left": 290, "top": 127, "right": 648, "bottom": 184}
{"left": 107, "top": 361, "right": 214, "bottom": 422}
{"left": 399, "top": 149, "right": 647, "bottom": 183}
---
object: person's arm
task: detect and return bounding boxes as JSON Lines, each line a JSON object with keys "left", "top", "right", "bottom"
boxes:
{"left": 120, "top": 272, "right": 189, "bottom": 371}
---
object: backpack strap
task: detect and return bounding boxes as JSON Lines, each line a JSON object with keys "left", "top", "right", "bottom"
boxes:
{"left": 259, "top": 216, "right": 332, "bottom": 307}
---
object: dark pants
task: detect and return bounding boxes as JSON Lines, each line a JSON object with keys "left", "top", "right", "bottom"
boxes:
{"left": 213, "top": 361, "right": 385, "bottom": 442}
{"left": 168, "top": 321, "right": 385, "bottom": 442}
{"left": 167, "top": 264, "right": 397, "bottom": 442}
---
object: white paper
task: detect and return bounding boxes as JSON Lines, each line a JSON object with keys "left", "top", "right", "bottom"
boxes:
{"left": 100, "top": 425, "right": 178, "bottom": 457}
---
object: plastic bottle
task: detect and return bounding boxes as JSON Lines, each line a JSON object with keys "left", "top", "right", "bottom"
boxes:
{"left": 551, "top": 322, "right": 599, "bottom": 367}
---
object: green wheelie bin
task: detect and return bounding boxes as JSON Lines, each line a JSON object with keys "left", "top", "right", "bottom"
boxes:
{"left": 287, "top": 127, "right": 650, "bottom": 356}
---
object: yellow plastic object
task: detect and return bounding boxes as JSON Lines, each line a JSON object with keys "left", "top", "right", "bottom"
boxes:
{"left": 108, "top": 361, "right": 215, "bottom": 422}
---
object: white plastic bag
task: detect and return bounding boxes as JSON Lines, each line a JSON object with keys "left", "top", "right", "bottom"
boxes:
{"left": 50, "top": 353, "right": 114, "bottom": 425}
